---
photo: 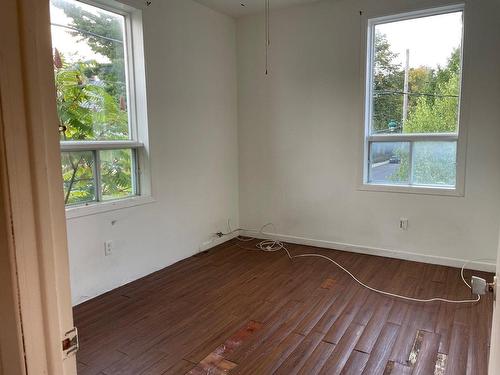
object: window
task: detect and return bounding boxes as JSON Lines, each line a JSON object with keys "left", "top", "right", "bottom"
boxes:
{"left": 50, "top": 0, "right": 150, "bottom": 211}
{"left": 362, "top": 6, "right": 465, "bottom": 194}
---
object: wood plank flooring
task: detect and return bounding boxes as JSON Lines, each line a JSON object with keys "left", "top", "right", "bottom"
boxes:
{"left": 73, "top": 239, "right": 493, "bottom": 375}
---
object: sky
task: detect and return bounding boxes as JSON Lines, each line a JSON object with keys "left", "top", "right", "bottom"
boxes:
{"left": 50, "top": 0, "right": 462, "bottom": 71}
{"left": 376, "top": 11, "right": 463, "bottom": 69}
{"left": 49, "top": 0, "right": 124, "bottom": 64}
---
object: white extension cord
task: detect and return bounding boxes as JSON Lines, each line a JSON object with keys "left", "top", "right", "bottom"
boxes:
{"left": 221, "top": 222, "right": 486, "bottom": 304}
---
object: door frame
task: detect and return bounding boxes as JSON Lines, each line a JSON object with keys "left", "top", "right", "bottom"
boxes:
{"left": 0, "top": 0, "right": 77, "bottom": 374}
{"left": 0, "top": 92, "right": 26, "bottom": 375}
{"left": 489, "top": 230, "right": 500, "bottom": 374}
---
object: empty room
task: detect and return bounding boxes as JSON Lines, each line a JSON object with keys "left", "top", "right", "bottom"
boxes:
{"left": 1, "top": 0, "right": 500, "bottom": 374}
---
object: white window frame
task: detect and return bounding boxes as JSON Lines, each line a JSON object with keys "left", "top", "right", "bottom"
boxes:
{"left": 55, "top": 0, "right": 154, "bottom": 219}
{"left": 359, "top": 4, "right": 467, "bottom": 197}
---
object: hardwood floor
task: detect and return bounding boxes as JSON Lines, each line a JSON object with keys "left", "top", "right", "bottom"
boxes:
{"left": 74, "top": 239, "right": 493, "bottom": 375}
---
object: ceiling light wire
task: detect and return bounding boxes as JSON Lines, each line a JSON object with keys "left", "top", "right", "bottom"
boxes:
{"left": 265, "top": 0, "right": 270, "bottom": 75}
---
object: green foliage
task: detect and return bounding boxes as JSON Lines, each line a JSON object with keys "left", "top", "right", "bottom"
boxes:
{"left": 52, "top": 0, "right": 133, "bottom": 205}
{"left": 54, "top": 57, "right": 129, "bottom": 141}
{"left": 52, "top": 0, "right": 127, "bottom": 103}
{"left": 412, "top": 142, "right": 456, "bottom": 186}
{"left": 100, "top": 149, "right": 134, "bottom": 200}
{"left": 372, "top": 32, "right": 404, "bottom": 133}
{"left": 52, "top": 0, "right": 124, "bottom": 60}
{"left": 61, "top": 151, "right": 95, "bottom": 204}
{"left": 371, "top": 33, "right": 461, "bottom": 186}
{"left": 390, "top": 142, "right": 456, "bottom": 186}
{"left": 403, "top": 49, "right": 460, "bottom": 134}
{"left": 390, "top": 146, "right": 410, "bottom": 183}
{"left": 408, "top": 66, "right": 434, "bottom": 95}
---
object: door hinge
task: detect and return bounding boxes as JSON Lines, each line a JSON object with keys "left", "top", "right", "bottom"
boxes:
{"left": 62, "top": 327, "right": 79, "bottom": 359}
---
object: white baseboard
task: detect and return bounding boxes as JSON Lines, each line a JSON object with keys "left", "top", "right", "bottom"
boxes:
{"left": 241, "top": 230, "right": 496, "bottom": 272}
{"left": 73, "top": 235, "right": 239, "bottom": 306}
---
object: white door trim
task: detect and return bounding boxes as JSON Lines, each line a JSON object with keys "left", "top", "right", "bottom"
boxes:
{"left": 0, "top": 0, "right": 77, "bottom": 373}
{"left": 489, "top": 229, "right": 500, "bottom": 374}
{"left": 0, "top": 72, "right": 27, "bottom": 375}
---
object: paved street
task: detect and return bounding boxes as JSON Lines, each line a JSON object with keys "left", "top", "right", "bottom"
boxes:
{"left": 371, "top": 162, "right": 400, "bottom": 181}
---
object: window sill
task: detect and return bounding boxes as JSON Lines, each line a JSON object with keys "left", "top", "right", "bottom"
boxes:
{"left": 358, "top": 183, "right": 464, "bottom": 197}
{"left": 65, "top": 195, "right": 155, "bottom": 220}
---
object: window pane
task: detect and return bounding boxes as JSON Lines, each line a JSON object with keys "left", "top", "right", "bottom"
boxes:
{"left": 50, "top": 0, "right": 130, "bottom": 141}
{"left": 100, "top": 149, "right": 135, "bottom": 201}
{"left": 372, "top": 91, "right": 403, "bottom": 134}
{"left": 412, "top": 142, "right": 457, "bottom": 186}
{"left": 369, "top": 142, "right": 410, "bottom": 184}
{"left": 371, "top": 11, "right": 463, "bottom": 134}
{"left": 61, "top": 151, "right": 96, "bottom": 205}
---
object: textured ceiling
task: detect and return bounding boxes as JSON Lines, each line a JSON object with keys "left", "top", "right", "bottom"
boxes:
{"left": 194, "top": 0, "right": 321, "bottom": 18}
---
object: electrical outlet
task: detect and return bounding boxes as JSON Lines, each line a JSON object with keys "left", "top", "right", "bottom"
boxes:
{"left": 104, "top": 240, "right": 113, "bottom": 256}
{"left": 399, "top": 218, "right": 409, "bottom": 230}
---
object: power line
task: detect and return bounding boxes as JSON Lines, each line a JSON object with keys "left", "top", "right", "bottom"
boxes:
{"left": 51, "top": 22, "right": 123, "bottom": 44}
{"left": 374, "top": 90, "right": 459, "bottom": 99}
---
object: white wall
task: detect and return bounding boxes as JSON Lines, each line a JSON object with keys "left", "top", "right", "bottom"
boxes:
{"left": 68, "top": 0, "right": 500, "bottom": 305}
{"left": 237, "top": 0, "right": 500, "bottom": 270}
{"left": 67, "top": 0, "right": 239, "bottom": 305}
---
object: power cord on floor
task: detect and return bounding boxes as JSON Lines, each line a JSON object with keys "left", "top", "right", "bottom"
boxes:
{"left": 220, "top": 221, "right": 486, "bottom": 304}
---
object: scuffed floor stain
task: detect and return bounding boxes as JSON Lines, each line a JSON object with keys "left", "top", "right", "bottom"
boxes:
{"left": 188, "top": 320, "right": 263, "bottom": 374}
{"left": 408, "top": 330, "right": 425, "bottom": 366}
{"left": 434, "top": 353, "right": 447, "bottom": 375}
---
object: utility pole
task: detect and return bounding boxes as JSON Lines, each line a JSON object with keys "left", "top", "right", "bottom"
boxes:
{"left": 402, "top": 49, "right": 410, "bottom": 125}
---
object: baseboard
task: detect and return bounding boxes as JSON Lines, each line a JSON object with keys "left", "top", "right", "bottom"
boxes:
{"left": 241, "top": 230, "right": 496, "bottom": 272}
{"left": 73, "top": 235, "right": 239, "bottom": 306}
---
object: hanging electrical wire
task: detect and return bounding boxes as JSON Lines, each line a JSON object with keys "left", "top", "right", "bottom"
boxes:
{"left": 265, "top": 0, "right": 270, "bottom": 75}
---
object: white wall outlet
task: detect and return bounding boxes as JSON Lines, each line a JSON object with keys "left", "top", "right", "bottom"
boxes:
{"left": 399, "top": 218, "right": 409, "bottom": 230}
{"left": 104, "top": 240, "right": 113, "bottom": 256}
